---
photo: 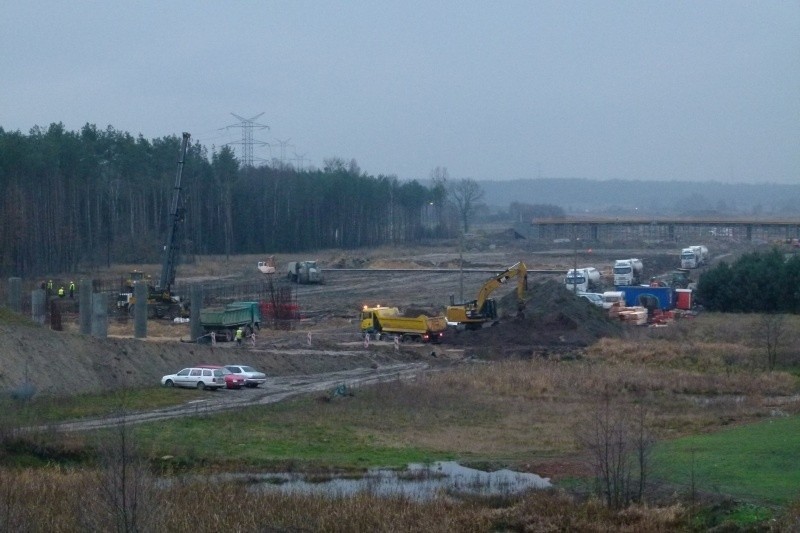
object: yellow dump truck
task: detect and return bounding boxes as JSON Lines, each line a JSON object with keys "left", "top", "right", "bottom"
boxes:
{"left": 360, "top": 305, "right": 447, "bottom": 343}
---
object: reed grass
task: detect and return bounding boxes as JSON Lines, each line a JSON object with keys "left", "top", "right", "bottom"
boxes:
{"left": 0, "top": 466, "right": 702, "bottom": 532}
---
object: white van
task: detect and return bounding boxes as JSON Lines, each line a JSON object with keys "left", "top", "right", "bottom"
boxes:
{"left": 602, "top": 291, "right": 625, "bottom": 310}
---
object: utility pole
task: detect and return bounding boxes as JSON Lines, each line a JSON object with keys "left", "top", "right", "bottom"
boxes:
{"left": 572, "top": 225, "right": 578, "bottom": 293}
{"left": 459, "top": 231, "right": 464, "bottom": 302}
{"left": 292, "top": 152, "right": 309, "bottom": 171}
{"left": 223, "top": 112, "right": 270, "bottom": 167}
{"left": 274, "top": 138, "right": 293, "bottom": 167}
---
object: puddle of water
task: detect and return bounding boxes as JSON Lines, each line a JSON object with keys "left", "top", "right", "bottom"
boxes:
{"left": 227, "top": 461, "right": 551, "bottom": 500}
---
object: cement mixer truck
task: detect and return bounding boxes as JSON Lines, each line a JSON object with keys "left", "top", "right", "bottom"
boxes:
{"left": 680, "top": 245, "right": 709, "bottom": 269}
{"left": 565, "top": 267, "right": 601, "bottom": 293}
{"left": 613, "top": 258, "right": 644, "bottom": 286}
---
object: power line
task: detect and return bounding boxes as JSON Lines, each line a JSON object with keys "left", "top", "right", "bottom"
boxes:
{"left": 292, "top": 151, "right": 309, "bottom": 171}
{"left": 274, "top": 138, "right": 294, "bottom": 167}
{"left": 221, "top": 112, "right": 270, "bottom": 167}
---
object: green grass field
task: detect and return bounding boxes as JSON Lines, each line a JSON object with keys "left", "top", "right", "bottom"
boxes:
{"left": 0, "top": 387, "right": 202, "bottom": 424}
{"left": 652, "top": 415, "right": 800, "bottom": 505}
{"left": 127, "top": 396, "right": 450, "bottom": 471}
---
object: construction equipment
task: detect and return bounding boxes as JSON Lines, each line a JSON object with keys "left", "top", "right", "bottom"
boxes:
{"left": 360, "top": 305, "right": 447, "bottom": 343}
{"left": 116, "top": 270, "right": 152, "bottom": 312}
{"left": 564, "top": 267, "right": 601, "bottom": 292}
{"left": 117, "top": 132, "right": 191, "bottom": 319}
{"left": 258, "top": 256, "right": 276, "bottom": 274}
{"left": 680, "top": 245, "right": 709, "bottom": 269}
{"left": 199, "top": 301, "right": 261, "bottom": 342}
{"left": 287, "top": 260, "right": 323, "bottom": 284}
{"left": 446, "top": 261, "right": 528, "bottom": 330}
{"left": 654, "top": 269, "right": 692, "bottom": 289}
{"left": 612, "top": 258, "right": 644, "bottom": 286}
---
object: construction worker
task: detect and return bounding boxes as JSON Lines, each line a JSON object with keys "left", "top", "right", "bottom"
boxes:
{"left": 235, "top": 327, "right": 244, "bottom": 346}
{"left": 69, "top": 281, "right": 75, "bottom": 299}
{"left": 57, "top": 286, "right": 65, "bottom": 298}
{"left": 46, "top": 279, "right": 53, "bottom": 297}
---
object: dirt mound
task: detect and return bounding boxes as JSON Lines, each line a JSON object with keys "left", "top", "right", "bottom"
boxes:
{"left": 442, "top": 280, "right": 622, "bottom": 355}
{"left": 326, "top": 254, "right": 370, "bottom": 268}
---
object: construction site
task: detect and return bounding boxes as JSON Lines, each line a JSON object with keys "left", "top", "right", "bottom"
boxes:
{"left": 0, "top": 230, "right": 737, "bottom": 398}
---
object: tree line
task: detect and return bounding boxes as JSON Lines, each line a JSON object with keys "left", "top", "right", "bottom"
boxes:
{"left": 0, "top": 123, "right": 465, "bottom": 278}
{"left": 696, "top": 248, "right": 800, "bottom": 313}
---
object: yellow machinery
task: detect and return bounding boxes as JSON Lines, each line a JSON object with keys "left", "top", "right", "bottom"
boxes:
{"left": 360, "top": 305, "right": 447, "bottom": 343}
{"left": 446, "top": 261, "right": 527, "bottom": 329}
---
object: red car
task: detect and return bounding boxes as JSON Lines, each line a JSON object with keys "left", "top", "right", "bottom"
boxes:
{"left": 198, "top": 365, "right": 245, "bottom": 389}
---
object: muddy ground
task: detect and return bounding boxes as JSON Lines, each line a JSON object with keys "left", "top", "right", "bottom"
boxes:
{"left": 0, "top": 235, "right": 742, "bottom": 398}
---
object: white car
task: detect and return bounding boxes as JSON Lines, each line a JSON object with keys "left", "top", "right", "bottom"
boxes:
{"left": 224, "top": 364, "right": 267, "bottom": 388}
{"left": 577, "top": 292, "right": 604, "bottom": 308}
{"left": 161, "top": 367, "right": 226, "bottom": 390}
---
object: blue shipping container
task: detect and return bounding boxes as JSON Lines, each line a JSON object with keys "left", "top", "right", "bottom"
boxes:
{"left": 616, "top": 285, "right": 674, "bottom": 310}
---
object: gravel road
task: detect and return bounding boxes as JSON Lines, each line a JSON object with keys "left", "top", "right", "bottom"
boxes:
{"left": 38, "top": 362, "right": 431, "bottom": 433}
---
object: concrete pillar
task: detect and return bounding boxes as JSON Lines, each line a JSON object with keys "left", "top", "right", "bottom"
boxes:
{"left": 7, "top": 277, "right": 21, "bottom": 312}
{"left": 31, "top": 289, "right": 46, "bottom": 325}
{"left": 79, "top": 279, "right": 92, "bottom": 335}
{"left": 91, "top": 293, "right": 108, "bottom": 338}
{"left": 190, "top": 284, "right": 203, "bottom": 342}
{"left": 134, "top": 281, "right": 148, "bottom": 338}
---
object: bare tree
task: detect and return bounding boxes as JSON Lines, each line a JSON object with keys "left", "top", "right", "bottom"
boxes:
{"left": 756, "top": 312, "right": 785, "bottom": 370}
{"left": 323, "top": 157, "right": 347, "bottom": 173}
{"left": 428, "top": 167, "right": 449, "bottom": 235}
{"left": 448, "top": 178, "right": 484, "bottom": 234}
{"left": 576, "top": 390, "right": 654, "bottom": 509}
{"left": 82, "top": 409, "right": 162, "bottom": 532}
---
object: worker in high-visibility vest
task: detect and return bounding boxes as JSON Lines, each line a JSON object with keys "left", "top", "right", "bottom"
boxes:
{"left": 57, "top": 286, "right": 65, "bottom": 298}
{"left": 235, "top": 327, "right": 244, "bottom": 346}
{"left": 69, "top": 281, "right": 76, "bottom": 299}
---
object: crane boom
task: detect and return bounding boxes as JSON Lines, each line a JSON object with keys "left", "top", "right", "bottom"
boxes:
{"left": 157, "top": 132, "right": 190, "bottom": 297}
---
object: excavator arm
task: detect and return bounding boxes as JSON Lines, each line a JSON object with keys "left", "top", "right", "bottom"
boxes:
{"left": 447, "top": 261, "right": 528, "bottom": 327}
{"left": 473, "top": 261, "right": 527, "bottom": 312}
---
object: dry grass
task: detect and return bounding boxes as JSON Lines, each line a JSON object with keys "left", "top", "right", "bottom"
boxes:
{"left": 2, "top": 312, "right": 799, "bottom": 529}
{"left": 330, "top": 329, "right": 800, "bottom": 462}
{"left": 0, "top": 466, "right": 702, "bottom": 532}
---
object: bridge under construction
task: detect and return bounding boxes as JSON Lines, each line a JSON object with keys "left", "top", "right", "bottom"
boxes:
{"left": 516, "top": 217, "right": 800, "bottom": 243}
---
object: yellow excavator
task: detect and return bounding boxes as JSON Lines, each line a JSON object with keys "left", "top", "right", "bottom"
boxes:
{"left": 446, "top": 261, "right": 528, "bottom": 330}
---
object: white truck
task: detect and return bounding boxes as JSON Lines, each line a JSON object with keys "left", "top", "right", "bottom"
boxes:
{"left": 680, "top": 245, "right": 709, "bottom": 269}
{"left": 565, "top": 267, "right": 601, "bottom": 293}
{"left": 613, "top": 258, "right": 644, "bottom": 286}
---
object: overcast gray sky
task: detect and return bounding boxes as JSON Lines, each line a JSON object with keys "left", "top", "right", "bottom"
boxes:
{"left": 2, "top": 1, "right": 798, "bottom": 183}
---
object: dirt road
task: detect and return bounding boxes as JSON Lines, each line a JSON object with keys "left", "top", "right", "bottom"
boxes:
{"left": 39, "top": 361, "right": 432, "bottom": 433}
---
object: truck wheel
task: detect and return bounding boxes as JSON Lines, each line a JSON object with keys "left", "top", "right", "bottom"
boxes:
{"left": 223, "top": 329, "right": 233, "bottom": 342}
